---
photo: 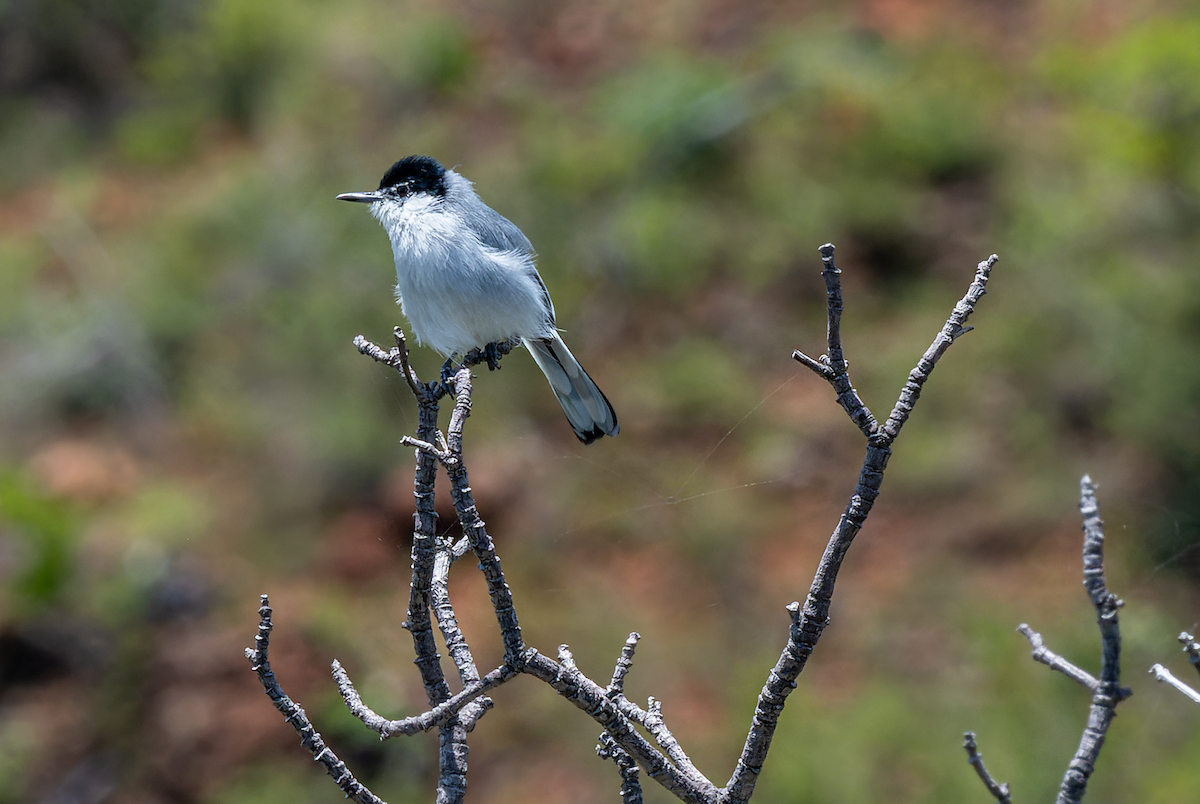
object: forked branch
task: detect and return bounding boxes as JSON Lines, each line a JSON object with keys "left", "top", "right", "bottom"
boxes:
{"left": 965, "top": 477, "right": 1129, "bottom": 804}
{"left": 245, "top": 597, "right": 385, "bottom": 804}
{"left": 723, "top": 247, "right": 996, "bottom": 803}
{"left": 250, "top": 245, "right": 999, "bottom": 804}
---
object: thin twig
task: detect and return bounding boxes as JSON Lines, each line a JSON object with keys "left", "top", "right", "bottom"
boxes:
{"left": 334, "top": 659, "right": 523, "bottom": 737}
{"left": 523, "top": 648, "right": 718, "bottom": 804}
{"left": 1149, "top": 663, "right": 1200, "bottom": 704}
{"left": 1056, "top": 476, "right": 1127, "bottom": 804}
{"left": 432, "top": 541, "right": 494, "bottom": 729}
{"left": 442, "top": 366, "right": 524, "bottom": 662}
{"left": 607, "top": 633, "right": 641, "bottom": 696}
{"left": 643, "top": 697, "right": 708, "bottom": 786}
{"left": 245, "top": 597, "right": 386, "bottom": 804}
{"left": 881, "top": 254, "right": 997, "bottom": 441}
{"left": 598, "top": 734, "right": 645, "bottom": 804}
{"left": 354, "top": 328, "right": 436, "bottom": 401}
{"left": 400, "top": 435, "right": 448, "bottom": 461}
{"left": 792, "top": 244, "right": 879, "bottom": 438}
{"left": 1179, "top": 632, "right": 1200, "bottom": 675}
{"left": 597, "top": 633, "right": 652, "bottom": 800}
{"left": 963, "top": 732, "right": 1012, "bottom": 804}
{"left": 1018, "top": 624, "right": 1100, "bottom": 692}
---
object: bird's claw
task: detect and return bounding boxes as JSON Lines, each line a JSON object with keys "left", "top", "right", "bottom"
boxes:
{"left": 439, "top": 358, "right": 458, "bottom": 395}
{"left": 484, "top": 342, "right": 501, "bottom": 371}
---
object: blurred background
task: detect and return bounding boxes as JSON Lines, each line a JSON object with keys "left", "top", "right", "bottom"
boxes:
{"left": 2, "top": 0, "right": 1200, "bottom": 801}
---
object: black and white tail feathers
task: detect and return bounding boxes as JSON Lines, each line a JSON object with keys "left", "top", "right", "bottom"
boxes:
{"left": 524, "top": 334, "right": 618, "bottom": 444}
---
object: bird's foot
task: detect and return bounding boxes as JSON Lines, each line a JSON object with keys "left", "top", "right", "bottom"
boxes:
{"left": 484, "top": 342, "right": 502, "bottom": 372}
{"left": 439, "top": 357, "right": 459, "bottom": 395}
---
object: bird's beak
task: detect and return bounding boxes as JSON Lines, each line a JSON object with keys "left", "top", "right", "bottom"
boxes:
{"left": 336, "top": 191, "right": 381, "bottom": 204}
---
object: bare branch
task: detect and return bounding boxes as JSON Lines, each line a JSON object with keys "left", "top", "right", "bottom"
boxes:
{"left": 407, "top": 398, "right": 453, "bottom": 709}
{"left": 606, "top": 633, "right": 641, "bottom": 696}
{"left": 1053, "top": 475, "right": 1128, "bottom": 804}
{"left": 376, "top": 341, "right": 472, "bottom": 804}
{"left": 354, "top": 328, "right": 437, "bottom": 402}
{"left": 966, "top": 478, "right": 1130, "bottom": 804}
{"left": 433, "top": 542, "right": 494, "bottom": 729}
{"left": 335, "top": 658, "right": 523, "bottom": 738}
{"left": 1018, "top": 623, "right": 1100, "bottom": 692}
{"left": 725, "top": 253, "right": 997, "bottom": 804}
{"left": 792, "top": 244, "right": 879, "bottom": 438}
{"left": 442, "top": 366, "right": 524, "bottom": 662}
{"left": 881, "top": 254, "right": 998, "bottom": 441}
{"left": 245, "top": 597, "right": 386, "bottom": 804}
{"left": 598, "top": 634, "right": 649, "bottom": 799}
{"left": 963, "top": 732, "right": 1012, "bottom": 804}
{"left": 598, "top": 734, "right": 645, "bottom": 804}
{"left": 1149, "top": 663, "right": 1200, "bottom": 704}
{"left": 591, "top": 635, "right": 710, "bottom": 791}
{"left": 1179, "top": 631, "right": 1200, "bottom": 676}
{"left": 643, "top": 697, "right": 708, "bottom": 787}
{"left": 400, "top": 435, "right": 449, "bottom": 462}
{"left": 523, "top": 648, "right": 719, "bottom": 804}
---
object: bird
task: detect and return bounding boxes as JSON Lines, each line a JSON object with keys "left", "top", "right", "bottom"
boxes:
{"left": 337, "top": 155, "right": 619, "bottom": 444}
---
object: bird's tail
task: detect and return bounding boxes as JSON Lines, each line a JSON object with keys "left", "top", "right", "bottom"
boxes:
{"left": 524, "top": 334, "right": 619, "bottom": 444}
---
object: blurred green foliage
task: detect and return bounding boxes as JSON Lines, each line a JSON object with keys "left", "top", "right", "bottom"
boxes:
{"left": 2, "top": 0, "right": 1200, "bottom": 802}
{"left": 0, "top": 471, "right": 77, "bottom": 612}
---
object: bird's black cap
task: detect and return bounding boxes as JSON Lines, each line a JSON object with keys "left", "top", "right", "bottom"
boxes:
{"left": 378, "top": 155, "right": 447, "bottom": 197}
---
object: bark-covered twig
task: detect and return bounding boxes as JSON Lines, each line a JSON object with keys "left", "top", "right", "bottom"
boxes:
{"left": 524, "top": 647, "right": 719, "bottom": 804}
{"left": 962, "top": 732, "right": 1012, "bottom": 804}
{"left": 598, "top": 733, "right": 645, "bottom": 804}
{"left": 353, "top": 328, "right": 517, "bottom": 401}
{"left": 399, "top": 361, "right": 467, "bottom": 804}
{"left": 355, "top": 327, "right": 437, "bottom": 402}
{"left": 879, "top": 257, "right": 993, "bottom": 441}
{"left": 596, "top": 638, "right": 707, "bottom": 791}
{"left": 791, "top": 244, "right": 881, "bottom": 437}
{"left": 334, "top": 658, "right": 522, "bottom": 738}
{"left": 1148, "top": 663, "right": 1200, "bottom": 703}
{"left": 442, "top": 365, "right": 524, "bottom": 662}
{"left": 966, "top": 478, "right": 1129, "bottom": 804}
{"left": 607, "top": 633, "right": 640, "bottom": 696}
{"left": 1055, "top": 475, "right": 1127, "bottom": 804}
{"left": 642, "top": 697, "right": 701, "bottom": 782}
{"left": 1179, "top": 631, "right": 1200, "bottom": 674}
{"left": 1018, "top": 621, "right": 1132, "bottom": 700}
{"left": 1017, "top": 623, "right": 1101, "bottom": 692}
{"left": 432, "top": 541, "right": 493, "bottom": 729}
{"left": 726, "top": 251, "right": 997, "bottom": 804}
{"left": 404, "top": 373, "right": 453, "bottom": 708}
{"left": 597, "top": 634, "right": 646, "bottom": 802}
{"left": 245, "top": 596, "right": 386, "bottom": 804}
{"left": 1149, "top": 632, "right": 1200, "bottom": 702}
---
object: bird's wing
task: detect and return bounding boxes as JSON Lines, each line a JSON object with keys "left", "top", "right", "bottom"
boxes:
{"left": 460, "top": 198, "right": 555, "bottom": 325}
{"left": 529, "top": 270, "right": 556, "bottom": 326}
{"left": 463, "top": 200, "right": 536, "bottom": 255}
